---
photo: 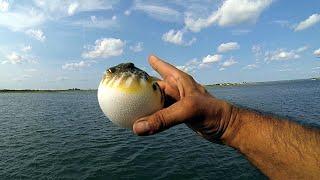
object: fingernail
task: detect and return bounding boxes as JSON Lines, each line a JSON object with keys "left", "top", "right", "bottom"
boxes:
{"left": 133, "top": 120, "right": 150, "bottom": 135}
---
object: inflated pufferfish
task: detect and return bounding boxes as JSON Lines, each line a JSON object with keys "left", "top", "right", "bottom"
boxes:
{"left": 98, "top": 63, "right": 164, "bottom": 129}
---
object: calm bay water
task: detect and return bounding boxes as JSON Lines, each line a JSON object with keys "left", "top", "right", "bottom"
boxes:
{"left": 1, "top": 79, "right": 319, "bottom": 179}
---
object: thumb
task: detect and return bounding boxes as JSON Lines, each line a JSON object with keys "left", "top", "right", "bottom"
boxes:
{"left": 133, "top": 100, "right": 194, "bottom": 136}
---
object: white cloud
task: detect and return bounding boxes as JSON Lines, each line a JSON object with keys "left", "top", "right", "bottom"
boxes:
{"left": 0, "top": 9, "right": 45, "bottom": 31}
{"left": 5, "top": 52, "right": 23, "bottom": 64}
{"left": 231, "top": 29, "right": 251, "bottom": 35}
{"left": 202, "top": 54, "right": 222, "bottom": 64}
{"left": 278, "top": 68, "right": 292, "bottom": 72}
{"left": 217, "top": 42, "right": 240, "bottom": 53}
{"left": 67, "top": 2, "right": 79, "bottom": 16}
{"left": 252, "top": 44, "right": 263, "bottom": 57}
{"left": 82, "top": 38, "right": 125, "bottom": 59}
{"left": 72, "top": 16, "right": 118, "bottom": 29}
{"left": 265, "top": 49, "right": 300, "bottom": 61}
{"left": 219, "top": 67, "right": 225, "bottom": 71}
{"left": 24, "top": 68, "right": 37, "bottom": 72}
{"left": 272, "top": 20, "right": 290, "bottom": 28}
{"left": 0, "top": 1, "right": 118, "bottom": 31}
{"left": 314, "top": 48, "right": 320, "bottom": 57}
{"left": 22, "top": 45, "right": 32, "bottom": 52}
{"left": 56, "top": 76, "right": 70, "bottom": 81}
{"left": 294, "top": 13, "right": 320, "bottom": 31}
{"left": 221, "top": 57, "right": 238, "bottom": 67}
{"left": 130, "top": 42, "right": 143, "bottom": 52}
{"left": 0, "top": 0, "right": 9, "bottom": 12}
{"left": 62, "top": 61, "right": 90, "bottom": 71}
{"left": 296, "top": 46, "right": 308, "bottom": 53}
{"left": 176, "top": 58, "right": 200, "bottom": 74}
{"left": 162, "top": 29, "right": 182, "bottom": 45}
{"left": 33, "top": 0, "right": 116, "bottom": 18}
{"left": 243, "top": 64, "right": 259, "bottom": 70}
{"left": 162, "top": 29, "right": 196, "bottom": 46}
{"left": 13, "top": 74, "right": 33, "bottom": 81}
{"left": 185, "top": 0, "right": 273, "bottom": 32}
{"left": 2, "top": 52, "right": 37, "bottom": 64}
{"left": 133, "top": 1, "right": 182, "bottom": 22}
{"left": 25, "top": 29, "right": 46, "bottom": 42}
{"left": 124, "top": 10, "right": 131, "bottom": 16}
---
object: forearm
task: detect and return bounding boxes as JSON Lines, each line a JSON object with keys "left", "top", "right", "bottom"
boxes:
{"left": 221, "top": 105, "right": 320, "bottom": 179}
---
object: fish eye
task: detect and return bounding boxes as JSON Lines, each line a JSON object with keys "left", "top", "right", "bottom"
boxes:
{"left": 108, "top": 67, "right": 115, "bottom": 73}
{"left": 152, "top": 83, "right": 157, "bottom": 91}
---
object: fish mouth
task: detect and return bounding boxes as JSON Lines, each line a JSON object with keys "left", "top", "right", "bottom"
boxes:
{"left": 104, "top": 62, "right": 150, "bottom": 81}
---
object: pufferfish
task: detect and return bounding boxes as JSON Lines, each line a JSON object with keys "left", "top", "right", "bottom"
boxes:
{"left": 98, "top": 63, "right": 165, "bottom": 129}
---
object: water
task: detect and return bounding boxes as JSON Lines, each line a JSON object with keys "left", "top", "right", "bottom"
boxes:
{"left": 0, "top": 79, "right": 319, "bottom": 179}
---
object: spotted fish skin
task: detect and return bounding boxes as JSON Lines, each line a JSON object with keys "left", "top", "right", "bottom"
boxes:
{"left": 98, "top": 62, "right": 164, "bottom": 129}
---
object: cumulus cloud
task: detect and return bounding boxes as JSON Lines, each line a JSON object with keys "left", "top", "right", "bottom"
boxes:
{"left": 72, "top": 15, "right": 118, "bottom": 29}
{"left": 0, "top": 0, "right": 9, "bottom": 12}
{"left": 67, "top": 2, "right": 79, "bottom": 15}
{"left": 252, "top": 44, "right": 263, "bottom": 57}
{"left": 176, "top": 59, "right": 200, "bottom": 74}
{"left": 4, "top": 52, "right": 23, "bottom": 64}
{"left": 0, "top": 1, "right": 118, "bottom": 31}
{"left": 13, "top": 74, "right": 33, "bottom": 81}
{"left": 253, "top": 46, "right": 307, "bottom": 62}
{"left": 221, "top": 57, "right": 238, "bottom": 67}
{"left": 202, "top": 54, "right": 223, "bottom": 64}
{"left": 162, "top": 29, "right": 196, "bottom": 46}
{"left": 33, "top": 0, "right": 115, "bottom": 18}
{"left": 130, "top": 42, "right": 143, "bottom": 52}
{"left": 62, "top": 61, "right": 91, "bottom": 71}
{"left": 314, "top": 48, "right": 320, "bottom": 57}
{"left": 21, "top": 45, "right": 32, "bottom": 52}
{"left": 296, "top": 46, "right": 308, "bottom": 53}
{"left": 124, "top": 10, "right": 131, "bottom": 16}
{"left": 2, "top": 52, "right": 36, "bottom": 64}
{"left": 0, "top": 9, "right": 45, "bottom": 31}
{"left": 202, "top": 54, "right": 222, "bottom": 64}
{"left": 25, "top": 29, "right": 46, "bottom": 42}
{"left": 82, "top": 38, "right": 125, "bottom": 59}
{"left": 265, "top": 49, "right": 300, "bottom": 61}
{"left": 243, "top": 64, "right": 259, "bottom": 70}
{"left": 231, "top": 29, "right": 251, "bottom": 35}
{"left": 217, "top": 42, "right": 240, "bottom": 53}
{"left": 294, "top": 13, "right": 320, "bottom": 31}
{"left": 185, "top": 0, "right": 273, "bottom": 32}
{"left": 24, "top": 68, "right": 37, "bottom": 72}
{"left": 133, "top": 1, "right": 182, "bottom": 22}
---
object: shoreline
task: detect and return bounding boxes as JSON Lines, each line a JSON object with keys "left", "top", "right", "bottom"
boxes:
{"left": 1, "top": 78, "right": 319, "bottom": 93}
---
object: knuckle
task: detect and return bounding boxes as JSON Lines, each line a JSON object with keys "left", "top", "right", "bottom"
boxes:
{"left": 185, "top": 74, "right": 194, "bottom": 81}
{"left": 199, "top": 85, "right": 208, "bottom": 94}
{"left": 150, "top": 111, "right": 166, "bottom": 131}
{"left": 183, "top": 98, "right": 198, "bottom": 110}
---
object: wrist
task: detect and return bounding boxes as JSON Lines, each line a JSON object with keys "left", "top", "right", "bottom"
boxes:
{"left": 205, "top": 98, "right": 243, "bottom": 145}
{"left": 219, "top": 104, "right": 242, "bottom": 146}
{"left": 202, "top": 98, "right": 239, "bottom": 144}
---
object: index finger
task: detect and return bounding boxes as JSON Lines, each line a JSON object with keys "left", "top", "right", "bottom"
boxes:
{"left": 148, "top": 55, "right": 181, "bottom": 78}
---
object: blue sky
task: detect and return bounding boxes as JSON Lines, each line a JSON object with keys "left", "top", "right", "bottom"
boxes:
{"left": 0, "top": 0, "right": 319, "bottom": 89}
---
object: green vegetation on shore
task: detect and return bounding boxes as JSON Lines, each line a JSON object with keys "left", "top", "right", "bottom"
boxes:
{"left": 205, "top": 82, "right": 249, "bottom": 87}
{"left": 1, "top": 78, "right": 318, "bottom": 92}
{"left": 0, "top": 88, "right": 94, "bottom": 93}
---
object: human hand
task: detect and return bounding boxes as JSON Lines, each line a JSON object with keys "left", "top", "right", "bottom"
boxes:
{"left": 133, "top": 55, "right": 237, "bottom": 143}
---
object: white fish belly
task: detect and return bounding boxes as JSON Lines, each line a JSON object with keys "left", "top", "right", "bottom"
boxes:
{"left": 97, "top": 82, "right": 163, "bottom": 129}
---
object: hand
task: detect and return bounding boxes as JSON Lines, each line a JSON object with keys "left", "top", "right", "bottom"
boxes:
{"left": 133, "top": 55, "right": 236, "bottom": 143}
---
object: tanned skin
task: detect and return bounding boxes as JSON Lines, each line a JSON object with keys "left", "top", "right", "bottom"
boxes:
{"left": 133, "top": 55, "right": 320, "bottom": 179}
